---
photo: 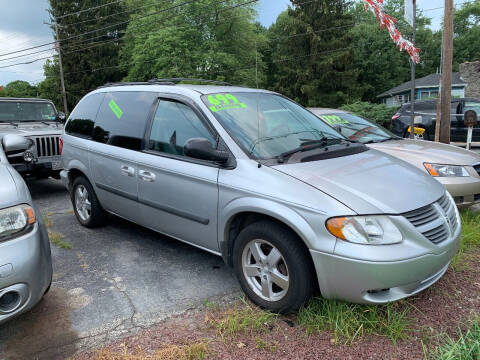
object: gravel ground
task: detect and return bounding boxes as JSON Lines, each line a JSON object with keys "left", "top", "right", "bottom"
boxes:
{"left": 74, "top": 248, "right": 480, "bottom": 360}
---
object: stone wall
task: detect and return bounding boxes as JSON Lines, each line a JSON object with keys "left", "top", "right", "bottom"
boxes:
{"left": 460, "top": 61, "right": 480, "bottom": 99}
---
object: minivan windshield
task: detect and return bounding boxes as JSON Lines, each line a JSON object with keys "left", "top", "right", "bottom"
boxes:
{"left": 0, "top": 101, "right": 56, "bottom": 123}
{"left": 314, "top": 112, "right": 396, "bottom": 144}
{"left": 202, "top": 92, "right": 345, "bottom": 159}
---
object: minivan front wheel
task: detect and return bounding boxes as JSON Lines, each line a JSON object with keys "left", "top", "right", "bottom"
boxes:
{"left": 72, "top": 176, "right": 107, "bottom": 228}
{"left": 233, "top": 221, "right": 315, "bottom": 313}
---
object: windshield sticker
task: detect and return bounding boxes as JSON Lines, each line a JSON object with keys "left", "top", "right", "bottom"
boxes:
{"left": 208, "top": 94, "right": 247, "bottom": 112}
{"left": 109, "top": 99, "right": 123, "bottom": 119}
{"left": 321, "top": 115, "right": 349, "bottom": 125}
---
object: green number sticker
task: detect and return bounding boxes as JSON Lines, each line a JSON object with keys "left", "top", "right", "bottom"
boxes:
{"left": 109, "top": 99, "right": 123, "bottom": 119}
{"left": 321, "top": 115, "right": 349, "bottom": 125}
{"left": 208, "top": 93, "right": 247, "bottom": 112}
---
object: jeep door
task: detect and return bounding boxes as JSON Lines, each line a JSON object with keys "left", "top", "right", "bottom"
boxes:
{"left": 89, "top": 91, "right": 157, "bottom": 223}
{"left": 137, "top": 95, "right": 220, "bottom": 252}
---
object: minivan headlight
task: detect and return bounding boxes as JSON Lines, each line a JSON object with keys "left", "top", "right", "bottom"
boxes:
{"left": 424, "top": 163, "right": 469, "bottom": 177}
{"left": 0, "top": 205, "right": 36, "bottom": 241}
{"left": 326, "top": 216, "right": 403, "bottom": 245}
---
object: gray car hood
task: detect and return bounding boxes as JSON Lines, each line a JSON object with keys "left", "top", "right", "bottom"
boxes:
{"left": 0, "top": 122, "right": 63, "bottom": 137}
{"left": 369, "top": 139, "right": 480, "bottom": 166}
{"left": 272, "top": 149, "right": 445, "bottom": 214}
{"left": 0, "top": 165, "right": 19, "bottom": 207}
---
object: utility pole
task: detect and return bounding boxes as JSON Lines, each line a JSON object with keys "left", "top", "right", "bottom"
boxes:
{"left": 55, "top": 23, "right": 69, "bottom": 115}
{"left": 435, "top": 30, "right": 444, "bottom": 142}
{"left": 438, "top": 0, "right": 454, "bottom": 144}
{"left": 409, "top": 0, "right": 416, "bottom": 139}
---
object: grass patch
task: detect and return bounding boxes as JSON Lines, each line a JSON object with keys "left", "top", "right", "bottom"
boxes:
{"left": 43, "top": 215, "right": 53, "bottom": 228}
{"left": 49, "top": 231, "right": 72, "bottom": 249}
{"left": 452, "top": 210, "right": 480, "bottom": 268}
{"left": 297, "top": 298, "right": 412, "bottom": 345}
{"left": 94, "top": 342, "right": 209, "bottom": 360}
{"left": 207, "top": 298, "right": 277, "bottom": 337}
{"left": 430, "top": 317, "right": 480, "bottom": 360}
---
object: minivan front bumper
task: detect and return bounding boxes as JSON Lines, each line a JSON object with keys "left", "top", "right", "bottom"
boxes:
{"left": 0, "top": 222, "right": 52, "bottom": 324}
{"left": 310, "top": 229, "right": 461, "bottom": 304}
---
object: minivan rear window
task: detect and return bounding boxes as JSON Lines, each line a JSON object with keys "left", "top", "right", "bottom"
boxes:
{"left": 65, "top": 93, "right": 104, "bottom": 138}
{"left": 92, "top": 92, "right": 157, "bottom": 151}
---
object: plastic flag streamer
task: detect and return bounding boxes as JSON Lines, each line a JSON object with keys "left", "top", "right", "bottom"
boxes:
{"left": 363, "top": 0, "right": 421, "bottom": 64}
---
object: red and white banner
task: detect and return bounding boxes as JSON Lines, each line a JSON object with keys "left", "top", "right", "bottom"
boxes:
{"left": 363, "top": 0, "right": 421, "bottom": 64}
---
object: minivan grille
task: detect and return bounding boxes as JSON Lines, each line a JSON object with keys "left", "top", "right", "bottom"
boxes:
{"left": 31, "top": 136, "right": 61, "bottom": 158}
{"left": 403, "top": 193, "right": 458, "bottom": 244}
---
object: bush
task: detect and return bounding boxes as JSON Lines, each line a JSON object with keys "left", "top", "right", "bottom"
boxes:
{"left": 340, "top": 101, "right": 398, "bottom": 129}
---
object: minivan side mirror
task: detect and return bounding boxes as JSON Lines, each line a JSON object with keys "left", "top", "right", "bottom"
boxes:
{"left": 184, "top": 138, "right": 229, "bottom": 164}
{"left": 2, "top": 134, "right": 31, "bottom": 153}
{"left": 56, "top": 111, "right": 66, "bottom": 123}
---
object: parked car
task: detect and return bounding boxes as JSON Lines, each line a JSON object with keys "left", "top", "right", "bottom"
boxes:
{"left": 0, "top": 97, "right": 66, "bottom": 179}
{"left": 391, "top": 98, "right": 480, "bottom": 142}
{"left": 61, "top": 79, "right": 460, "bottom": 313}
{"left": 0, "top": 134, "right": 53, "bottom": 325}
{"left": 309, "top": 108, "right": 480, "bottom": 208}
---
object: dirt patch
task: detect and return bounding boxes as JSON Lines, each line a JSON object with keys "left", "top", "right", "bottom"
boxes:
{"left": 74, "top": 249, "right": 480, "bottom": 360}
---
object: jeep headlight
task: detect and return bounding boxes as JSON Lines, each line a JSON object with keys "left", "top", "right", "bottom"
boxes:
{"left": 326, "top": 216, "right": 403, "bottom": 245}
{"left": 0, "top": 205, "right": 36, "bottom": 240}
{"left": 424, "top": 163, "right": 469, "bottom": 177}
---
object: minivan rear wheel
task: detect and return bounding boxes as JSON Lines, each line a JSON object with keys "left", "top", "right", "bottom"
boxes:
{"left": 72, "top": 176, "right": 107, "bottom": 228}
{"left": 233, "top": 221, "right": 315, "bottom": 313}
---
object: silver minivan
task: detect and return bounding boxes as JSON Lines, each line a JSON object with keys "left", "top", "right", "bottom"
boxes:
{"left": 60, "top": 80, "right": 461, "bottom": 313}
{"left": 0, "top": 134, "right": 53, "bottom": 324}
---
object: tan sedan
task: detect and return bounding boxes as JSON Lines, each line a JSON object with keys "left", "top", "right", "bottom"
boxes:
{"left": 309, "top": 108, "right": 480, "bottom": 208}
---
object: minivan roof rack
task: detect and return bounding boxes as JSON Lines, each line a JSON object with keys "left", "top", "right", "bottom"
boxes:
{"left": 149, "top": 78, "right": 232, "bottom": 86}
{"left": 97, "top": 81, "right": 176, "bottom": 89}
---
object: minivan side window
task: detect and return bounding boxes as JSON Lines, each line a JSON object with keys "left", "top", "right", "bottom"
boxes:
{"left": 65, "top": 93, "right": 104, "bottom": 138}
{"left": 148, "top": 99, "right": 216, "bottom": 156}
{"left": 92, "top": 92, "right": 157, "bottom": 151}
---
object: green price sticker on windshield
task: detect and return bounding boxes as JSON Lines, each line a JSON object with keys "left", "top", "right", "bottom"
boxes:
{"left": 208, "top": 93, "right": 247, "bottom": 112}
{"left": 321, "top": 115, "right": 349, "bottom": 125}
{"left": 109, "top": 99, "right": 123, "bottom": 119}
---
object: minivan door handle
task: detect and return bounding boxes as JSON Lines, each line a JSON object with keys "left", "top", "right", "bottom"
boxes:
{"left": 120, "top": 165, "right": 135, "bottom": 177}
{"left": 138, "top": 170, "right": 156, "bottom": 182}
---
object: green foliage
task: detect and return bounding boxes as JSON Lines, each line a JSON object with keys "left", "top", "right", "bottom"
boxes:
{"left": 297, "top": 298, "right": 412, "bottom": 345}
{"left": 452, "top": 209, "right": 480, "bottom": 268}
{"left": 340, "top": 101, "right": 397, "bottom": 128}
{"left": 0, "top": 80, "right": 37, "bottom": 98}
{"left": 120, "top": 0, "right": 265, "bottom": 87}
{"left": 266, "top": 1, "right": 361, "bottom": 108}
{"left": 453, "top": 1, "right": 480, "bottom": 71}
{"left": 430, "top": 317, "right": 480, "bottom": 360}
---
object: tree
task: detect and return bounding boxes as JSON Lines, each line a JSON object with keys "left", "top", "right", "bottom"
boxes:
{"left": 120, "top": 0, "right": 265, "bottom": 87}
{"left": 47, "top": 0, "right": 129, "bottom": 110}
{"left": 37, "top": 59, "right": 63, "bottom": 108}
{"left": 453, "top": 1, "right": 480, "bottom": 70}
{"left": 0, "top": 80, "right": 37, "bottom": 98}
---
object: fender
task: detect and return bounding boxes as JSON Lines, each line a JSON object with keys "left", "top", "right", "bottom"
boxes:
{"left": 64, "top": 159, "right": 94, "bottom": 188}
{"left": 218, "top": 196, "right": 319, "bottom": 264}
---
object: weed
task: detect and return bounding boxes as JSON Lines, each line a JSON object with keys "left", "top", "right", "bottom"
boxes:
{"left": 203, "top": 299, "right": 216, "bottom": 310}
{"left": 49, "top": 231, "right": 72, "bottom": 249}
{"left": 452, "top": 210, "right": 480, "bottom": 269}
{"left": 208, "top": 298, "right": 277, "bottom": 337}
{"left": 430, "top": 317, "right": 480, "bottom": 360}
{"left": 43, "top": 215, "right": 53, "bottom": 228}
{"left": 297, "top": 298, "right": 412, "bottom": 345}
{"left": 255, "top": 337, "right": 277, "bottom": 352}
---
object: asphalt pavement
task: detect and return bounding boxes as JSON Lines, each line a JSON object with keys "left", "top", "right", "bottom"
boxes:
{"left": 0, "top": 179, "right": 240, "bottom": 360}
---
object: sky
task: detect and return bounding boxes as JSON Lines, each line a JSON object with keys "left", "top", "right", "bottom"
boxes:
{"left": 0, "top": 0, "right": 456, "bottom": 86}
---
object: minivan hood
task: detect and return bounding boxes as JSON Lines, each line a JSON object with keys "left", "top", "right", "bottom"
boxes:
{"left": 0, "top": 165, "right": 19, "bottom": 206}
{"left": 272, "top": 149, "right": 445, "bottom": 214}
{"left": 368, "top": 139, "right": 480, "bottom": 166}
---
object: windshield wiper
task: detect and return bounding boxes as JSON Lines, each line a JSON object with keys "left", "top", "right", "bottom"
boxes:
{"left": 0, "top": 120, "right": 18, "bottom": 127}
{"left": 277, "top": 137, "right": 343, "bottom": 163}
{"left": 363, "top": 137, "right": 394, "bottom": 144}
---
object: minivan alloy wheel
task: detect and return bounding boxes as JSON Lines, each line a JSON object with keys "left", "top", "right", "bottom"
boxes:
{"left": 242, "top": 239, "right": 290, "bottom": 302}
{"left": 75, "top": 185, "right": 91, "bottom": 222}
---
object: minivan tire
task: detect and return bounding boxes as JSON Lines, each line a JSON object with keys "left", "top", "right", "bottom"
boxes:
{"left": 71, "top": 176, "right": 107, "bottom": 228}
{"left": 233, "top": 221, "right": 315, "bottom": 313}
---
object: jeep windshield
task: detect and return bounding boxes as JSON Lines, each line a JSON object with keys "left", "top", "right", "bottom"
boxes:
{"left": 0, "top": 101, "right": 56, "bottom": 123}
{"left": 201, "top": 92, "right": 345, "bottom": 159}
{"left": 315, "top": 112, "right": 397, "bottom": 144}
